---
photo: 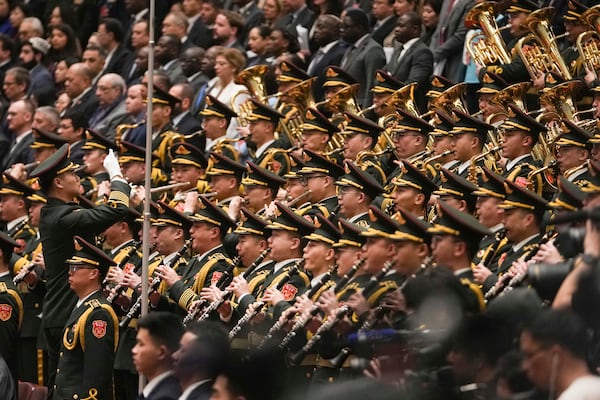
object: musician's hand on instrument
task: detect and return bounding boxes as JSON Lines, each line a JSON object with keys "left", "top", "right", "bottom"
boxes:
{"left": 228, "top": 276, "right": 249, "bottom": 298}
{"left": 23, "top": 270, "right": 38, "bottom": 287}
{"left": 531, "top": 72, "right": 545, "bottom": 90}
{"left": 129, "top": 185, "right": 145, "bottom": 207}
{"left": 294, "top": 295, "right": 314, "bottom": 317}
{"left": 316, "top": 289, "right": 338, "bottom": 315}
{"left": 509, "top": 259, "right": 528, "bottom": 278}
{"left": 262, "top": 287, "right": 284, "bottom": 306}
{"left": 382, "top": 290, "right": 406, "bottom": 313}
{"left": 7, "top": 163, "right": 26, "bottom": 180}
{"left": 97, "top": 180, "right": 111, "bottom": 198}
{"left": 200, "top": 286, "right": 223, "bottom": 303}
{"left": 584, "top": 67, "right": 596, "bottom": 87}
{"left": 236, "top": 125, "right": 250, "bottom": 138}
{"left": 227, "top": 196, "right": 244, "bottom": 221}
{"left": 123, "top": 270, "right": 141, "bottom": 289}
{"left": 346, "top": 293, "right": 369, "bottom": 317}
{"left": 473, "top": 263, "right": 492, "bottom": 284}
{"left": 155, "top": 265, "right": 181, "bottom": 287}
{"left": 33, "top": 252, "right": 45, "bottom": 268}
{"left": 532, "top": 241, "right": 562, "bottom": 264}
{"left": 264, "top": 201, "right": 278, "bottom": 218}
{"left": 106, "top": 266, "right": 124, "bottom": 285}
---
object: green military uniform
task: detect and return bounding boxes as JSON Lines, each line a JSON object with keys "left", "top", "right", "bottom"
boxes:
{"left": 298, "top": 149, "right": 345, "bottom": 218}
{"left": 200, "top": 95, "right": 241, "bottom": 162}
{"left": 335, "top": 161, "right": 385, "bottom": 227}
{"left": 0, "top": 173, "right": 37, "bottom": 254}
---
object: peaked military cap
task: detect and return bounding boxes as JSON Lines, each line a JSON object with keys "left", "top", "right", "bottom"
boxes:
{"left": 578, "top": 160, "right": 600, "bottom": 194}
{"left": 277, "top": 61, "right": 310, "bottom": 83}
{"left": 305, "top": 213, "right": 341, "bottom": 245}
{"left": 473, "top": 167, "right": 506, "bottom": 199}
{"left": 372, "top": 70, "right": 404, "bottom": 94}
{"left": 564, "top": 0, "right": 588, "bottom": 21}
{"left": 507, "top": 0, "right": 538, "bottom": 13}
{"left": 245, "top": 98, "right": 285, "bottom": 123}
{"left": 428, "top": 200, "right": 491, "bottom": 242}
{"left": 27, "top": 190, "right": 47, "bottom": 204}
{"left": 477, "top": 71, "right": 508, "bottom": 94}
{"left": 298, "top": 149, "right": 345, "bottom": 178}
{"left": 499, "top": 103, "right": 546, "bottom": 142}
{"left": 206, "top": 151, "right": 247, "bottom": 178}
{"left": 426, "top": 75, "right": 454, "bottom": 98}
{"left": 148, "top": 86, "right": 179, "bottom": 107}
{"left": 391, "top": 160, "right": 438, "bottom": 196}
{"left": 284, "top": 152, "right": 306, "bottom": 179}
{"left": 449, "top": 109, "right": 493, "bottom": 140}
{"left": 67, "top": 235, "right": 116, "bottom": 275}
{"left": 301, "top": 107, "right": 339, "bottom": 137}
{"left": 341, "top": 112, "right": 384, "bottom": 142}
{"left": 361, "top": 205, "right": 400, "bottom": 239}
{"left": 242, "top": 161, "right": 286, "bottom": 192}
{"left": 392, "top": 108, "right": 434, "bottom": 135}
{"left": 265, "top": 201, "right": 314, "bottom": 236}
{"left": 142, "top": 201, "right": 164, "bottom": 224}
{"left": 334, "top": 218, "right": 366, "bottom": 248}
{"left": 434, "top": 168, "right": 478, "bottom": 207}
{"left": 499, "top": 179, "right": 548, "bottom": 212}
{"left": 188, "top": 195, "right": 235, "bottom": 230}
{"left": 81, "top": 129, "right": 117, "bottom": 152}
{"left": 118, "top": 140, "right": 146, "bottom": 163}
{"left": 31, "top": 128, "right": 69, "bottom": 149}
{"left": 548, "top": 176, "right": 585, "bottom": 211}
{"left": 0, "top": 231, "right": 18, "bottom": 251}
{"left": 555, "top": 119, "right": 593, "bottom": 149}
{"left": 169, "top": 141, "right": 208, "bottom": 169}
{"left": 430, "top": 111, "right": 457, "bottom": 137}
{"left": 393, "top": 206, "right": 432, "bottom": 244}
{"left": 335, "top": 161, "right": 384, "bottom": 199}
{"left": 235, "top": 207, "right": 270, "bottom": 236}
{"left": 199, "top": 95, "right": 238, "bottom": 119}
{"left": 0, "top": 173, "right": 34, "bottom": 197}
{"left": 30, "top": 143, "right": 79, "bottom": 183}
{"left": 323, "top": 66, "right": 359, "bottom": 88}
{"left": 155, "top": 201, "right": 193, "bottom": 230}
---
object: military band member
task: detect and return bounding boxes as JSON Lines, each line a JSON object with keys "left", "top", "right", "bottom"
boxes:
{"left": 428, "top": 110, "right": 458, "bottom": 183}
{"left": 79, "top": 129, "right": 116, "bottom": 201}
{"left": 30, "top": 143, "right": 131, "bottom": 392}
{"left": 53, "top": 236, "right": 119, "bottom": 400}
{"left": 300, "top": 107, "right": 340, "bottom": 156}
{"left": 562, "top": 1, "right": 588, "bottom": 81}
{"left": 199, "top": 94, "right": 240, "bottom": 161}
{"left": 298, "top": 149, "right": 344, "bottom": 218}
{"left": 369, "top": 70, "right": 405, "bottom": 121}
{"left": 157, "top": 195, "right": 234, "bottom": 314}
{"left": 244, "top": 98, "right": 290, "bottom": 176}
{"left": 449, "top": 109, "right": 496, "bottom": 179}
{"left": 474, "top": 180, "right": 548, "bottom": 294}
{"left": 206, "top": 151, "right": 247, "bottom": 210}
{"left": 554, "top": 120, "right": 593, "bottom": 185}
{"left": 119, "top": 140, "right": 169, "bottom": 190}
{"left": 0, "top": 173, "right": 36, "bottom": 254}
{"left": 320, "top": 66, "right": 360, "bottom": 127}
{"left": 393, "top": 207, "right": 432, "bottom": 278}
{"left": 433, "top": 168, "right": 479, "bottom": 214}
{"left": 498, "top": 104, "right": 545, "bottom": 194}
{"left": 335, "top": 161, "right": 384, "bottom": 226}
{"left": 275, "top": 61, "right": 311, "bottom": 149}
{"left": 241, "top": 162, "right": 286, "bottom": 213}
{"left": 168, "top": 136, "right": 210, "bottom": 210}
{"left": 389, "top": 160, "right": 438, "bottom": 219}
{"left": 31, "top": 128, "right": 69, "bottom": 165}
{"left": 428, "top": 200, "right": 490, "bottom": 312}
{"left": 340, "top": 112, "right": 386, "bottom": 184}
{"left": 0, "top": 232, "right": 23, "bottom": 392}
{"left": 476, "top": 72, "right": 509, "bottom": 126}
{"left": 283, "top": 153, "right": 311, "bottom": 212}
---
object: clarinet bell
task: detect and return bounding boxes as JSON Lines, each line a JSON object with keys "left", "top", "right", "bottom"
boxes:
{"left": 329, "top": 347, "right": 352, "bottom": 369}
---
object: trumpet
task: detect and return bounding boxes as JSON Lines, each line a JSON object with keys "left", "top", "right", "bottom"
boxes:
{"left": 467, "top": 146, "right": 501, "bottom": 184}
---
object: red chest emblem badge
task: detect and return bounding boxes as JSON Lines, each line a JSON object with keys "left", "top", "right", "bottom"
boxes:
{"left": 281, "top": 284, "right": 298, "bottom": 301}
{"left": 0, "top": 304, "right": 12, "bottom": 321}
{"left": 92, "top": 320, "right": 107, "bottom": 339}
{"left": 211, "top": 272, "right": 223, "bottom": 285}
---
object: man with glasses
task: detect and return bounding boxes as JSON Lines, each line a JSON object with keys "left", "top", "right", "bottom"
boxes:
{"left": 389, "top": 160, "right": 438, "bottom": 219}
{"left": 53, "top": 235, "right": 120, "bottom": 400}
{"left": 88, "top": 73, "right": 129, "bottom": 141}
{"left": 297, "top": 149, "right": 345, "bottom": 218}
{"left": 241, "top": 162, "right": 286, "bottom": 214}
{"left": 335, "top": 161, "right": 384, "bottom": 227}
{"left": 554, "top": 120, "right": 593, "bottom": 186}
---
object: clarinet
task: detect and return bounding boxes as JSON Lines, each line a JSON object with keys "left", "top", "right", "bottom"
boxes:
{"left": 499, "top": 232, "right": 556, "bottom": 296}
{"left": 228, "top": 258, "right": 304, "bottom": 341}
{"left": 258, "top": 265, "right": 337, "bottom": 349}
{"left": 277, "top": 258, "right": 363, "bottom": 350}
{"left": 104, "top": 241, "right": 142, "bottom": 301}
{"left": 8, "top": 217, "right": 29, "bottom": 239}
{"left": 482, "top": 231, "right": 512, "bottom": 301}
{"left": 195, "top": 248, "right": 272, "bottom": 324}
{"left": 182, "top": 255, "right": 241, "bottom": 326}
{"left": 289, "top": 261, "right": 393, "bottom": 365}
{"left": 119, "top": 238, "right": 192, "bottom": 328}
{"left": 12, "top": 262, "right": 36, "bottom": 285}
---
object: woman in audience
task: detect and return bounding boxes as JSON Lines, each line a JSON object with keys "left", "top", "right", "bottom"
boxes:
{"left": 421, "top": 0, "right": 442, "bottom": 46}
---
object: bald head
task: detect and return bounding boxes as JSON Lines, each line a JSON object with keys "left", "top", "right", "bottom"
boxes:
{"left": 65, "top": 63, "right": 94, "bottom": 98}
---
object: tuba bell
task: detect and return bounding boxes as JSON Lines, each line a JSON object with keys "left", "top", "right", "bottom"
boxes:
{"left": 492, "top": 82, "right": 531, "bottom": 113}
{"left": 583, "top": 4, "right": 600, "bottom": 33}
{"left": 576, "top": 31, "right": 600, "bottom": 80}
{"left": 235, "top": 65, "right": 269, "bottom": 101}
{"left": 465, "top": 2, "right": 512, "bottom": 66}
{"left": 325, "top": 84, "right": 361, "bottom": 115}
{"left": 430, "top": 82, "right": 468, "bottom": 114}
{"left": 383, "top": 82, "right": 420, "bottom": 117}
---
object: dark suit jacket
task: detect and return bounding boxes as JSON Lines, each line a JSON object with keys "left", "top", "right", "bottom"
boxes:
{"left": 145, "top": 374, "right": 182, "bottom": 400}
{"left": 238, "top": 1, "right": 264, "bottom": 44}
{"left": 65, "top": 88, "right": 99, "bottom": 124}
{"left": 340, "top": 35, "right": 386, "bottom": 107}
{"left": 385, "top": 39, "right": 433, "bottom": 111}
{"left": 161, "top": 59, "right": 187, "bottom": 85}
{"left": 309, "top": 40, "right": 350, "bottom": 101}
{"left": 173, "top": 112, "right": 202, "bottom": 135}
{"left": 186, "top": 72, "right": 209, "bottom": 93}
{"left": 371, "top": 16, "right": 396, "bottom": 46}
{"left": 276, "top": 5, "right": 316, "bottom": 30}
{"left": 104, "top": 44, "right": 131, "bottom": 75}
{"left": 29, "top": 63, "right": 56, "bottom": 106}
{"left": 186, "top": 381, "right": 213, "bottom": 400}
{"left": 188, "top": 18, "right": 213, "bottom": 49}
{"left": 2, "top": 131, "right": 35, "bottom": 171}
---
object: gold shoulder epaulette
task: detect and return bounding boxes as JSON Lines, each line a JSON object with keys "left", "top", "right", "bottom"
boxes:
{"left": 0, "top": 282, "right": 6, "bottom": 292}
{"left": 87, "top": 299, "right": 103, "bottom": 309}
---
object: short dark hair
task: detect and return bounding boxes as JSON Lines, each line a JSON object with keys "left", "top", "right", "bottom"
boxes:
{"left": 345, "top": 8, "right": 369, "bottom": 31}
{"left": 137, "top": 312, "right": 184, "bottom": 352}
{"left": 99, "top": 17, "right": 125, "bottom": 43}
{"left": 452, "top": 314, "right": 513, "bottom": 366}
{"left": 523, "top": 309, "right": 589, "bottom": 360}
{"left": 63, "top": 111, "right": 88, "bottom": 131}
{"left": 184, "top": 321, "right": 230, "bottom": 376}
{"left": 0, "top": 34, "right": 15, "bottom": 55}
{"left": 218, "top": 10, "right": 245, "bottom": 37}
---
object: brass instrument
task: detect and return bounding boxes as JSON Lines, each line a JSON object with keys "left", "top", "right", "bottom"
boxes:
{"left": 492, "top": 82, "right": 531, "bottom": 113}
{"left": 430, "top": 83, "right": 468, "bottom": 114}
{"left": 539, "top": 80, "right": 582, "bottom": 121}
{"left": 533, "top": 111, "right": 562, "bottom": 163}
{"left": 582, "top": 4, "right": 600, "bottom": 33}
{"left": 576, "top": 31, "right": 600, "bottom": 80}
{"left": 467, "top": 146, "right": 501, "bottom": 184}
{"left": 355, "top": 148, "right": 393, "bottom": 166}
{"left": 465, "top": 2, "right": 512, "bottom": 67}
{"left": 384, "top": 83, "right": 420, "bottom": 117}
{"left": 235, "top": 65, "right": 269, "bottom": 101}
{"left": 115, "top": 123, "right": 139, "bottom": 146}
{"left": 422, "top": 149, "right": 456, "bottom": 171}
{"left": 515, "top": 7, "right": 571, "bottom": 80}
{"left": 325, "top": 84, "right": 360, "bottom": 115}
{"left": 527, "top": 159, "right": 558, "bottom": 191}
{"left": 286, "top": 190, "right": 312, "bottom": 207}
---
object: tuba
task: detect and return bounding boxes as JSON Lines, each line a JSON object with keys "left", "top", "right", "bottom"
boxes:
{"left": 235, "top": 64, "right": 269, "bottom": 101}
{"left": 492, "top": 82, "right": 531, "bottom": 113}
{"left": 583, "top": 4, "right": 600, "bottom": 33}
{"left": 430, "top": 82, "right": 468, "bottom": 114}
{"left": 465, "top": 2, "right": 512, "bottom": 66}
{"left": 383, "top": 82, "right": 420, "bottom": 117}
{"left": 576, "top": 31, "right": 600, "bottom": 80}
{"left": 539, "top": 80, "right": 582, "bottom": 121}
{"left": 325, "top": 84, "right": 360, "bottom": 115}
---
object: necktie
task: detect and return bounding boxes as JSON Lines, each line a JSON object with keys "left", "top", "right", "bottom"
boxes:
{"left": 193, "top": 83, "right": 208, "bottom": 115}
{"left": 395, "top": 44, "right": 405, "bottom": 63}
{"left": 341, "top": 45, "right": 355, "bottom": 69}
{"left": 307, "top": 49, "right": 324, "bottom": 75}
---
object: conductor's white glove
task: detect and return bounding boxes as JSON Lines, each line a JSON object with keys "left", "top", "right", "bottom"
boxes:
{"left": 103, "top": 149, "right": 123, "bottom": 180}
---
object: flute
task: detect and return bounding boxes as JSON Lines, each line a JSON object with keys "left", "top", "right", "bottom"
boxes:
{"left": 150, "top": 181, "right": 191, "bottom": 194}
{"left": 228, "top": 258, "right": 304, "bottom": 341}
{"left": 289, "top": 261, "right": 393, "bottom": 365}
{"left": 119, "top": 238, "right": 192, "bottom": 328}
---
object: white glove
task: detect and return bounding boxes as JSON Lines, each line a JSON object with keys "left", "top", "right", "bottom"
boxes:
{"left": 103, "top": 149, "right": 123, "bottom": 180}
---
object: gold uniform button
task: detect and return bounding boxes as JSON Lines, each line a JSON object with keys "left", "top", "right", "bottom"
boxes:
{"left": 60, "top": 352, "right": 63, "bottom": 357}
{"left": 73, "top": 394, "right": 79, "bottom": 399}
{"left": 35, "top": 303, "right": 39, "bottom": 308}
